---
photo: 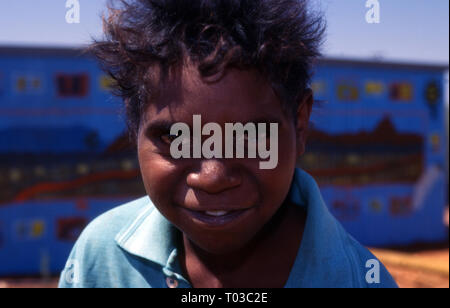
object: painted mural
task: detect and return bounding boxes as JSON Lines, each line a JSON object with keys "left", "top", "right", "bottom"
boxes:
{"left": 300, "top": 116, "right": 424, "bottom": 186}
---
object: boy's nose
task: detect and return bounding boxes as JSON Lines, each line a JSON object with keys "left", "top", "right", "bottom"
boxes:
{"left": 186, "top": 160, "right": 241, "bottom": 194}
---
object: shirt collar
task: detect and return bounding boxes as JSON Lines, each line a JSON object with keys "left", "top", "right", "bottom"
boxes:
{"left": 285, "top": 168, "right": 356, "bottom": 287}
{"left": 114, "top": 199, "right": 180, "bottom": 272}
{"left": 115, "top": 168, "right": 355, "bottom": 287}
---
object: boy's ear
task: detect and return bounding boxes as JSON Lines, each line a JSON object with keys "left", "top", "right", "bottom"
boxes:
{"left": 295, "top": 89, "right": 314, "bottom": 156}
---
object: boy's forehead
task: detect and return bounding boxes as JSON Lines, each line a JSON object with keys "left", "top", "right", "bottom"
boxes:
{"left": 147, "top": 64, "right": 283, "bottom": 121}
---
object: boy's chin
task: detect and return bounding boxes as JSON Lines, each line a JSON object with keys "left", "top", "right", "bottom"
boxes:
{"left": 187, "top": 234, "right": 255, "bottom": 256}
{"left": 202, "top": 243, "right": 247, "bottom": 256}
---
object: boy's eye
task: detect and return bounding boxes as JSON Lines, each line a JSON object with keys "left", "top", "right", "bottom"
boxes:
{"left": 160, "top": 133, "right": 179, "bottom": 145}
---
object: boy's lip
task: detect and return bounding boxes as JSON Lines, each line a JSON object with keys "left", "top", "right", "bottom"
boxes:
{"left": 180, "top": 207, "right": 253, "bottom": 229}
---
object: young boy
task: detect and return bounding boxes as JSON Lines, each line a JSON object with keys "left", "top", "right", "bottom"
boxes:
{"left": 59, "top": 0, "right": 397, "bottom": 288}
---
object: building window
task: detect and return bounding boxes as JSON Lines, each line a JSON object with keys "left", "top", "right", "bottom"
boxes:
{"left": 389, "top": 82, "right": 413, "bottom": 102}
{"left": 56, "top": 73, "right": 89, "bottom": 97}
{"left": 12, "top": 74, "right": 44, "bottom": 94}
{"left": 31, "top": 77, "right": 42, "bottom": 90}
{"left": 16, "top": 77, "right": 27, "bottom": 92}
{"left": 337, "top": 81, "right": 359, "bottom": 102}
{"left": 311, "top": 80, "right": 327, "bottom": 97}
{"left": 365, "top": 81, "right": 384, "bottom": 96}
{"left": 99, "top": 74, "right": 115, "bottom": 91}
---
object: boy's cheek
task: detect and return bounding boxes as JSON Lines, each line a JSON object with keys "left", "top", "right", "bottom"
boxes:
{"left": 138, "top": 151, "right": 183, "bottom": 200}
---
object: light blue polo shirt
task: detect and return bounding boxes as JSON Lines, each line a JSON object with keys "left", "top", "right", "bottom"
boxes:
{"left": 58, "top": 168, "right": 398, "bottom": 288}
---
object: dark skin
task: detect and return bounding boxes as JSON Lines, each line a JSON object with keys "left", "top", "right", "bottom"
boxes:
{"left": 137, "top": 63, "right": 313, "bottom": 288}
{"left": 179, "top": 200, "right": 306, "bottom": 288}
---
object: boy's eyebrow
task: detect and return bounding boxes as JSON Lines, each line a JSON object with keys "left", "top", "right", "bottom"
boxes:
{"left": 245, "top": 117, "right": 282, "bottom": 126}
{"left": 144, "top": 119, "right": 174, "bottom": 135}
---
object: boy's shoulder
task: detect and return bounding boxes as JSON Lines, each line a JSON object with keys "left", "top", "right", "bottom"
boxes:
{"left": 80, "top": 196, "right": 153, "bottom": 242}
{"left": 58, "top": 196, "right": 157, "bottom": 288}
{"left": 287, "top": 169, "right": 398, "bottom": 288}
{"left": 340, "top": 229, "right": 398, "bottom": 288}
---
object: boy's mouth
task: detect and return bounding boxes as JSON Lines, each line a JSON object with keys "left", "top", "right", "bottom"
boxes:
{"left": 204, "top": 210, "right": 230, "bottom": 216}
{"left": 180, "top": 207, "right": 253, "bottom": 229}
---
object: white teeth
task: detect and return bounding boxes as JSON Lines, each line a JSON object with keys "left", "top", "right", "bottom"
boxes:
{"left": 205, "top": 211, "right": 229, "bottom": 217}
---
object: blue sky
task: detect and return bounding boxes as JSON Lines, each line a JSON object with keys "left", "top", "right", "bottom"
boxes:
{"left": 0, "top": 0, "right": 448, "bottom": 64}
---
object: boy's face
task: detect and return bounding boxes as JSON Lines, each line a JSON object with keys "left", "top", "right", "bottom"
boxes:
{"left": 137, "top": 64, "right": 312, "bottom": 254}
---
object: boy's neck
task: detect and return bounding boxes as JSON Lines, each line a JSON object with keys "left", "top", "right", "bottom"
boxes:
{"left": 179, "top": 201, "right": 306, "bottom": 288}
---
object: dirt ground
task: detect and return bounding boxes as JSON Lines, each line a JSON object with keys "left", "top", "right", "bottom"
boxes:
{"left": 369, "top": 207, "right": 449, "bottom": 288}
{"left": 370, "top": 244, "right": 449, "bottom": 288}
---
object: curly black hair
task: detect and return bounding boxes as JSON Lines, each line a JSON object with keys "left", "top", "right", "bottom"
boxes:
{"left": 90, "top": 0, "right": 325, "bottom": 143}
